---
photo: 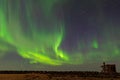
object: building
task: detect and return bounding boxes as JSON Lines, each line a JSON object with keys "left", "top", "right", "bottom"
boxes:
{"left": 101, "top": 62, "right": 116, "bottom": 73}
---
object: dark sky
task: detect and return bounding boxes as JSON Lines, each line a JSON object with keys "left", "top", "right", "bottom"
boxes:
{"left": 0, "top": 0, "right": 120, "bottom": 71}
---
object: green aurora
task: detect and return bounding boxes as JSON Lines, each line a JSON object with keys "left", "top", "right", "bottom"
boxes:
{"left": 0, "top": 0, "right": 120, "bottom": 66}
{"left": 0, "top": 0, "right": 83, "bottom": 65}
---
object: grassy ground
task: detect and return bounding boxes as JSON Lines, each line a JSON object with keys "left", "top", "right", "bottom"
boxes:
{"left": 0, "top": 73, "right": 120, "bottom": 80}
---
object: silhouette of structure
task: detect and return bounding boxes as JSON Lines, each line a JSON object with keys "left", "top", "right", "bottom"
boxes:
{"left": 101, "top": 62, "right": 116, "bottom": 73}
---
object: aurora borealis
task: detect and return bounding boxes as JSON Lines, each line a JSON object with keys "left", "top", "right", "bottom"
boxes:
{"left": 0, "top": 0, "right": 120, "bottom": 71}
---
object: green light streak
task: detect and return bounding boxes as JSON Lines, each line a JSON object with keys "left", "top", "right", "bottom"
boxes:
{"left": 92, "top": 39, "right": 99, "bottom": 48}
{"left": 0, "top": 0, "right": 72, "bottom": 65}
{"left": 0, "top": 0, "right": 119, "bottom": 66}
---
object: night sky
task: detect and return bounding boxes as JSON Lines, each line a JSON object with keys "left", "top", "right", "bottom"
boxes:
{"left": 0, "top": 0, "right": 120, "bottom": 71}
